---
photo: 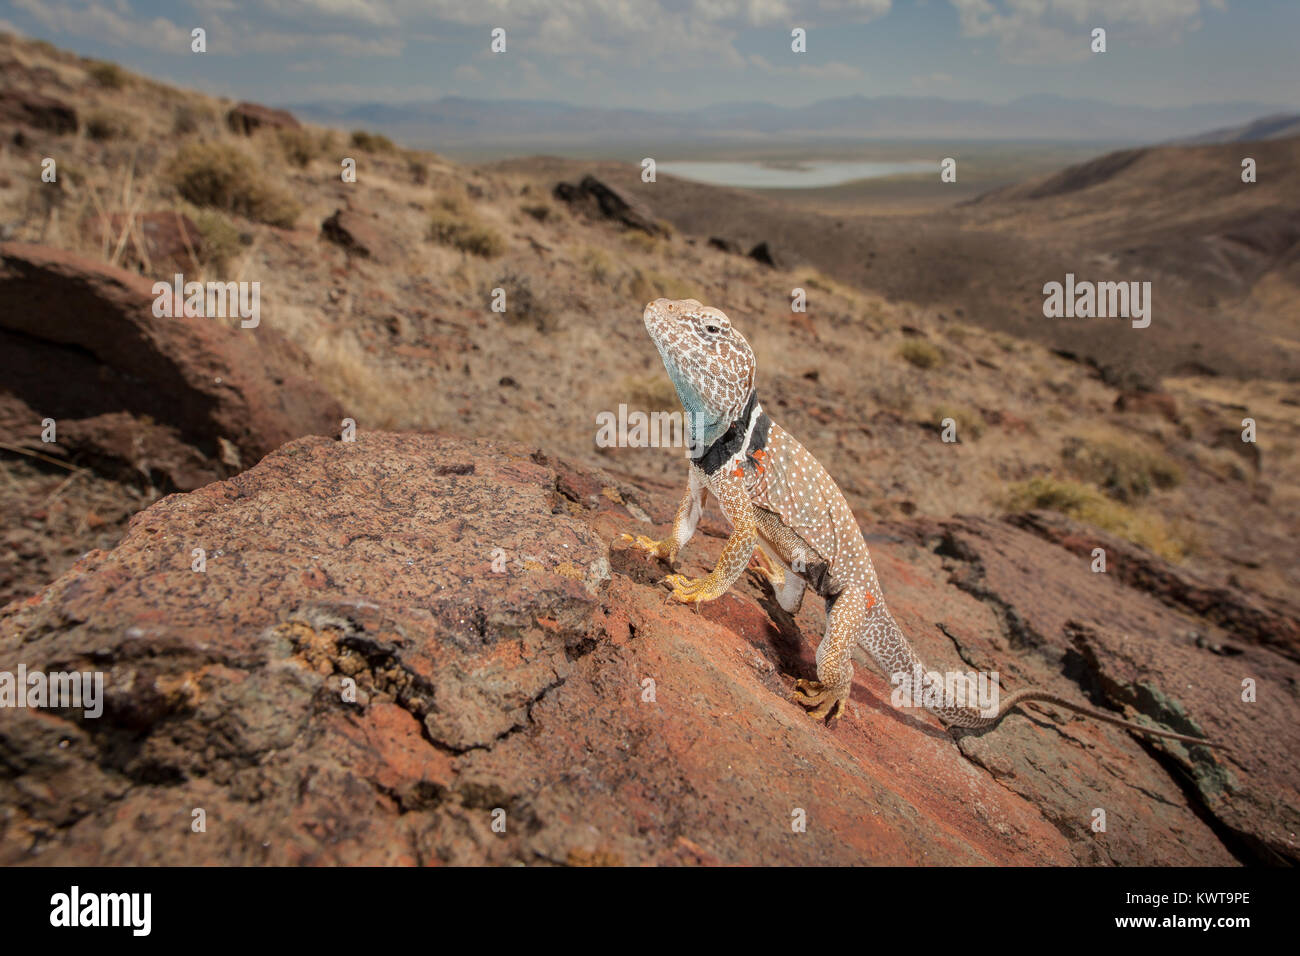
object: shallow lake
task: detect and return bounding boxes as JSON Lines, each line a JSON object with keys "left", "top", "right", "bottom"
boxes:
{"left": 657, "top": 159, "right": 936, "bottom": 189}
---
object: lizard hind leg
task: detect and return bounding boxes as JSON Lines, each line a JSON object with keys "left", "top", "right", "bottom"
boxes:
{"left": 793, "top": 586, "right": 868, "bottom": 724}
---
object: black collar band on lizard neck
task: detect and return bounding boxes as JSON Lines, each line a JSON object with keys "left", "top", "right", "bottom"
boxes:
{"left": 695, "top": 390, "right": 771, "bottom": 476}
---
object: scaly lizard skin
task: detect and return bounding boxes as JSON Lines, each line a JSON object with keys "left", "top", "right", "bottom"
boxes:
{"left": 623, "top": 298, "right": 1225, "bottom": 750}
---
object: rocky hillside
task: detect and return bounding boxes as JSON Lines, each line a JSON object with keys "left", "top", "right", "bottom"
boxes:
{"left": 0, "top": 35, "right": 1297, "bottom": 865}
{"left": 1, "top": 433, "right": 1295, "bottom": 865}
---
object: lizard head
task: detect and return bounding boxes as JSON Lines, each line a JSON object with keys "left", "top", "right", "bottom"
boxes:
{"left": 642, "top": 297, "right": 755, "bottom": 449}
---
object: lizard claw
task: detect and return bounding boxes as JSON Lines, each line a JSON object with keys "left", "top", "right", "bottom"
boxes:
{"left": 662, "top": 572, "right": 720, "bottom": 604}
{"left": 793, "top": 679, "right": 849, "bottom": 724}
{"left": 620, "top": 532, "right": 675, "bottom": 562}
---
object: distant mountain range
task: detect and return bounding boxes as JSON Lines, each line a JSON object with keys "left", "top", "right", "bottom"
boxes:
{"left": 1166, "top": 112, "right": 1300, "bottom": 145}
{"left": 288, "top": 93, "right": 1295, "bottom": 154}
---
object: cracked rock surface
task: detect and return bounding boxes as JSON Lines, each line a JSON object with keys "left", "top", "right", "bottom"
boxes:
{"left": 0, "top": 433, "right": 1293, "bottom": 864}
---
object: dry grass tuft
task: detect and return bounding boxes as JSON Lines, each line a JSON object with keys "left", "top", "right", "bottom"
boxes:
{"left": 166, "top": 143, "right": 300, "bottom": 228}
{"left": 1001, "top": 476, "right": 1195, "bottom": 560}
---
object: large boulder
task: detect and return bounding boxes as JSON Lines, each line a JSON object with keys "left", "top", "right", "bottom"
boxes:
{"left": 1, "top": 433, "right": 1291, "bottom": 865}
{"left": 0, "top": 242, "right": 342, "bottom": 490}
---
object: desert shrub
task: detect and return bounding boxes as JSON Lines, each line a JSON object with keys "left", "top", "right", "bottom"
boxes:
{"left": 172, "top": 102, "right": 216, "bottom": 135}
{"left": 349, "top": 129, "right": 396, "bottom": 153}
{"left": 1062, "top": 436, "right": 1183, "bottom": 502}
{"left": 428, "top": 209, "right": 505, "bottom": 258}
{"left": 277, "top": 127, "right": 321, "bottom": 168}
{"left": 167, "top": 143, "right": 300, "bottom": 228}
{"left": 86, "top": 60, "right": 127, "bottom": 89}
{"left": 931, "top": 404, "right": 985, "bottom": 441}
{"left": 192, "top": 210, "right": 244, "bottom": 274}
{"left": 490, "top": 271, "right": 555, "bottom": 331}
{"left": 619, "top": 372, "right": 679, "bottom": 413}
{"left": 623, "top": 230, "right": 665, "bottom": 255}
{"left": 628, "top": 268, "right": 696, "bottom": 303}
{"left": 897, "top": 339, "right": 944, "bottom": 369}
{"left": 1001, "top": 477, "right": 1193, "bottom": 560}
{"left": 85, "top": 109, "right": 132, "bottom": 141}
{"left": 406, "top": 156, "right": 428, "bottom": 185}
{"left": 581, "top": 246, "right": 614, "bottom": 285}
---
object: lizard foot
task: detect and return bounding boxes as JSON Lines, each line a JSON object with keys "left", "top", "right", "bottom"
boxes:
{"left": 793, "top": 679, "right": 849, "bottom": 723}
{"left": 662, "top": 572, "right": 723, "bottom": 604}
{"left": 747, "top": 548, "right": 784, "bottom": 590}
{"left": 619, "top": 532, "right": 676, "bottom": 563}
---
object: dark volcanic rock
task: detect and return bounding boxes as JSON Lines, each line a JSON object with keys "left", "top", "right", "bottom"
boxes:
{"left": 0, "top": 242, "right": 342, "bottom": 489}
{"left": 748, "top": 240, "right": 782, "bottom": 268}
{"left": 1, "top": 433, "right": 1291, "bottom": 865}
{"left": 226, "top": 101, "right": 300, "bottom": 135}
{"left": 707, "top": 236, "right": 743, "bottom": 254}
{"left": 552, "top": 175, "right": 667, "bottom": 237}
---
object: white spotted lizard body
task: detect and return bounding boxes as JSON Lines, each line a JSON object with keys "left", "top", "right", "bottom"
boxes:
{"left": 623, "top": 297, "right": 1225, "bottom": 750}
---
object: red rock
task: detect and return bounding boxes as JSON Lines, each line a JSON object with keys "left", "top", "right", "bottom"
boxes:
{"left": 0, "top": 242, "right": 342, "bottom": 490}
{"left": 320, "top": 208, "right": 391, "bottom": 261}
{"left": 226, "top": 101, "right": 300, "bottom": 135}
{"left": 1, "top": 434, "right": 1290, "bottom": 865}
{"left": 82, "top": 211, "right": 204, "bottom": 275}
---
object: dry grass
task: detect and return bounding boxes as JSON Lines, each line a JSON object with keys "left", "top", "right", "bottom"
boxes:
{"left": 617, "top": 372, "right": 679, "bottom": 413}
{"left": 1062, "top": 432, "right": 1183, "bottom": 502}
{"left": 166, "top": 143, "right": 300, "bottom": 228}
{"left": 628, "top": 268, "right": 697, "bottom": 302}
{"left": 1001, "top": 476, "right": 1194, "bottom": 560}
{"left": 897, "top": 339, "right": 945, "bottom": 369}
{"left": 931, "top": 404, "right": 985, "bottom": 441}
{"left": 85, "top": 59, "right": 127, "bottom": 89}
{"left": 349, "top": 130, "right": 396, "bottom": 153}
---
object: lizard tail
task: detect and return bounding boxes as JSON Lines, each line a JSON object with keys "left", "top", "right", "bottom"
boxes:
{"left": 950, "top": 688, "right": 1231, "bottom": 750}
{"left": 858, "top": 606, "right": 1227, "bottom": 750}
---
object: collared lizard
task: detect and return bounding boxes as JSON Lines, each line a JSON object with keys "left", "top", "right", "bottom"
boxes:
{"left": 622, "top": 297, "right": 1225, "bottom": 750}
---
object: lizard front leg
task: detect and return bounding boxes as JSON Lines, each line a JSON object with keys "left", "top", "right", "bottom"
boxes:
{"left": 621, "top": 470, "right": 705, "bottom": 565}
{"left": 664, "top": 475, "right": 756, "bottom": 604}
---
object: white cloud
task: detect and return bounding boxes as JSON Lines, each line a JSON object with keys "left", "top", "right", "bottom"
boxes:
{"left": 947, "top": 0, "right": 1218, "bottom": 65}
{"left": 14, "top": 0, "right": 189, "bottom": 48}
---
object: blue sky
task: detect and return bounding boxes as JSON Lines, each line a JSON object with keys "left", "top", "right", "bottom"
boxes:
{"left": 2, "top": 0, "right": 1297, "bottom": 110}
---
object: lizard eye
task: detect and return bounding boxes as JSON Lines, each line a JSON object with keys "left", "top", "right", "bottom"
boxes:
{"left": 705, "top": 325, "right": 721, "bottom": 334}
